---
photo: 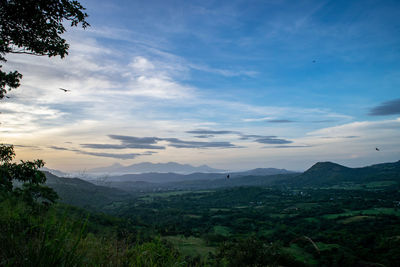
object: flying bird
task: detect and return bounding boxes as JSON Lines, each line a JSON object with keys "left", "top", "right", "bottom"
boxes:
{"left": 226, "top": 174, "right": 230, "bottom": 179}
{"left": 59, "top": 88, "right": 71, "bottom": 92}
{"left": 376, "top": 147, "right": 380, "bottom": 151}
{"left": 312, "top": 60, "right": 316, "bottom": 63}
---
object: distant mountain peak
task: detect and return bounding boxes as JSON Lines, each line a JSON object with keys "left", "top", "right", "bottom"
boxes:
{"left": 307, "top": 162, "right": 349, "bottom": 172}
{"left": 88, "top": 161, "right": 225, "bottom": 174}
{"left": 293, "top": 160, "right": 400, "bottom": 187}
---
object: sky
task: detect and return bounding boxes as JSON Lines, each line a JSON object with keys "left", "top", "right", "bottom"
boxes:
{"left": 1, "top": 0, "right": 400, "bottom": 172}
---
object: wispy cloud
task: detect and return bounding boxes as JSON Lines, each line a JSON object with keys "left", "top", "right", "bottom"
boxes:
{"left": 163, "top": 138, "right": 239, "bottom": 148}
{"left": 255, "top": 137, "right": 292, "bottom": 145}
{"left": 82, "top": 135, "right": 166, "bottom": 150}
{"left": 267, "top": 119, "right": 295, "bottom": 123}
{"left": 83, "top": 134, "right": 240, "bottom": 150}
{"left": 320, "top": 136, "right": 359, "bottom": 139}
{"left": 189, "top": 63, "right": 258, "bottom": 77}
{"left": 272, "top": 145, "right": 312, "bottom": 148}
{"left": 49, "top": 146, "right": 150, "bottom": 160}
{"left": 186, "top": 129, "right": 239, "bottom": 135}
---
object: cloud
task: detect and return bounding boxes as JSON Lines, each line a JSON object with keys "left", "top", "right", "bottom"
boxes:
{"left": 162, "top": 138, "right": 238, "bottom": 148}
{"left": 237, "top": 134, "right": 292, "bottom": 144}
{"left": 369, "top": 98, "right": 400, "bottom": 116}
{"left": 74, "top": 150, "right": 143, "bottom": 160}
{"left": 243, "top": 117, "right": 273, "bottom": 122}
{"left": 49, "top": 146, "right": 70, "bottom": 151}
{"left": 308, "top": 118, "right": 400, "bottom": 139}
{"left": 271, "top": 145, "right": 312, "bottom": 148}
{"left": 189, "top": 63, "right": 258, "bottom": 77}
{"left": 83, "top": 134, "right": 240, "bottom": 150}
{"left": 255, "top": 137, "right": 292, "bottom": 144}
{"left": 81, "top": 143, "right": 165, "bottom": 149}
{"left": 49, "top": 146, "right": 149, "bottom": 160}
{"left": 194, "top": 135, "right": 214, "bottom": 138}
{"left": 239, "top": 134, "right": 275, "bottom": 140}
{"left": 82, "top": 135, "right": 165, "bottom": 150}
{"left": 310, "top": 119, "right": 336, "bottom": 123}
{"left": 267, "top": 119, "right": 295, "bottom": 123}
{"left": 13, "top": 144, "right": 41, "bottom": 150}
{"left": 320, "top": 136, "right": 359, "bottom": 139}
{"left": 186, "top": 129, "right": 238, "bottom": 135}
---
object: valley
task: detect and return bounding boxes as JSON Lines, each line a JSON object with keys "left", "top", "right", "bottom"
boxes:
{"left": 39, "top": 160, "right": 400, "bottom": 266}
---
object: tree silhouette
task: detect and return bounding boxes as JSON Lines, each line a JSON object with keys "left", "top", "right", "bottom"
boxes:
{"left": 0, "top": 0, "right": 89, "bottom": 99}
{"left": 0, "top": 144, "right": 58, "bottom": 206}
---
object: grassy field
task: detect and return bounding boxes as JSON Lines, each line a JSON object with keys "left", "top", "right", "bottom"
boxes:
{"left": 163, "top": 235, "right": 216, "bottom": 258}
{"left": 323, "top": 208, "right": 400, "bottom": 219}
{"left": 338, "top": 215, "right": 372, "bottom": 224}
{"left": 213, "top": 225, "right": 231, "bottom": 237}
{"left": 140, "top": 190, "right": 215, "bottom": 202}
{"left": 283, "top": 244, "right": 318, "bottom": 266}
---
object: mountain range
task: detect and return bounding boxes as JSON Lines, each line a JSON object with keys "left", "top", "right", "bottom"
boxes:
{"left": 87, "top": 162, "right": 225, "bottom": 175}
{"left": 89, "top": 167, "right": 295, "bottom": 184}
{"left": 44, "top": 160, "right": 400, "bottom": 205}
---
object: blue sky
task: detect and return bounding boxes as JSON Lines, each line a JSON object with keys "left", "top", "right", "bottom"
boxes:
{"left": 1, "top": 0, "right": 400, "bottom": 171}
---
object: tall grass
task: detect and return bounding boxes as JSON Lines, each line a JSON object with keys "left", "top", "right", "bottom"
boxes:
{"left": 0, "top": 196, "right": 186, "bottom": 266}
{"left": 0, "top": 197, "right": 87, "bottom": 266}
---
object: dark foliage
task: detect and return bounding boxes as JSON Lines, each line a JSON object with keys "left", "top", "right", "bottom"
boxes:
{"left": 0, "top": 144, "right": 58, "bottom": 207}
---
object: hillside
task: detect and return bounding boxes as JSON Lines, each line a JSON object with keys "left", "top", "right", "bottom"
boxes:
{"left": 91, "top": 167, "right": 295, "bottom": 184}
{"left": 44, "top": 172, "right": 132, "bottom": 209}
{"left": 290, "top": 160, "right": 400, "bottom": 187}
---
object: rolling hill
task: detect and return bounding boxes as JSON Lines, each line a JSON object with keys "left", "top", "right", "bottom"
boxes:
{"left": 289, "top": 160, "right": 400, "bottom": 186}
{"left": 44, "top": 172, "right": 132, "bottom": 209}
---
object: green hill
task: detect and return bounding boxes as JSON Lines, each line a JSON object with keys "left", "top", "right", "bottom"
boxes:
{"left": 44, "top": 172, "right": 132, "bottom": 210}
{"left": 290, "top": 160, "right": 400, "bottom": 187}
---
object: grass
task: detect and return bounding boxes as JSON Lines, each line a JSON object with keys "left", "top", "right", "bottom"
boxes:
{"left": 364, "top": 181, "right": 398, "bottom": 188}
{"left": 213, "top": 225, "right": 231, "bottom": 237}
{"left": 338, "top": 215, "right": 372, "bottom": 224}
{"left": 323, "top": 208, "right": 400, "bottom": 219}
{"left": 0, "top": 197, "right": 186, "bottom": 267}
{"left": 185, "top": 214, "right": 201, "bottom": 219}
{"left": 140, "top": 190, "right": 215, "bottom": 202}
{"left": 304, "top": 217, "right": 320, "bottom": 223}
{"left": 283, "top": 244, "right": 318, "bottom": 266}
{"left": 163, "top": 235, "right": 216, "bottom": 259}
{"left": 209, "top": 208, "right": 231, "bottom": 212}
{"left": 315, "top": 242, "right": 341, "bottom": 251}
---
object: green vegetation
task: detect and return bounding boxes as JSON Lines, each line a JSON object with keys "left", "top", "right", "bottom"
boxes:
{"left": 0, "top": 145, "right": 186, "bottom": 266}
{"left": 0, "top": 198, "right": 186, "bottom": 266}
{"left": 2, "top": 144, "right": 400, "bottom": 265}
{"left": 108, "top": 186, "right": 400, "bottom": 266}
{"left": 164, "top": 235, "right": 216, "bottom": 258}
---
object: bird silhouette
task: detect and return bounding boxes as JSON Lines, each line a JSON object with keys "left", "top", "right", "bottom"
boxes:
{"left": 226, "top": 174, "right": 230, "bottom": 179}
{"left": 376, "top": 147, "right": 380, "bottom": 151}
{"left": 312, "top": 60, "right": 316, "bottom": 63}
{"left": 59, "top": 88, "right": 71, "bottom": 92}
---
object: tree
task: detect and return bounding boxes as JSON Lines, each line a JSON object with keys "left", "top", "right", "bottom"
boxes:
{"left": 0, "top": 144, "right": 58, "bottom": 206}
{"left": 0, "top": 0, "right": 89, "bottom": 99}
